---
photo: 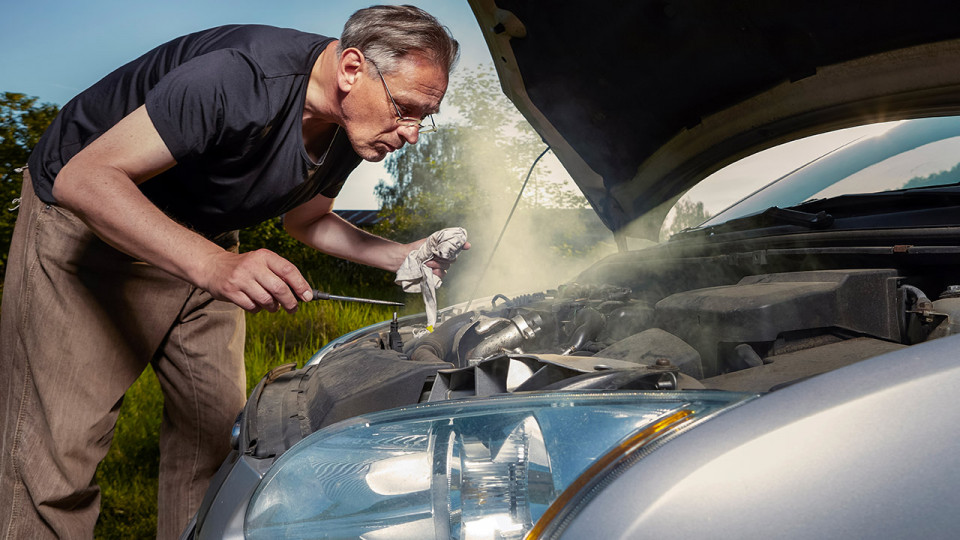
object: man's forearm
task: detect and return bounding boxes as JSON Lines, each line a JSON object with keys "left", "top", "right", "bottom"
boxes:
{"left": 285, "top": 211, "right": 414, "bottom": 272}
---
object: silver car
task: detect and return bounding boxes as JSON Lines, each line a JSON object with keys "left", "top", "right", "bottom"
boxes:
{"left": 185, "top": 0, "right": 960, "bottom": 538}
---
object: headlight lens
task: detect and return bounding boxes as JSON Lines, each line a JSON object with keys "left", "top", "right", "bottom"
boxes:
{"left": 245, "top": 390, "right": 754, "bottom": 539}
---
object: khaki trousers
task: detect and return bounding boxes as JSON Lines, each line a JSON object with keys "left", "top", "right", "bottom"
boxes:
{"left": 0, "top": 172, "right": 246, "bottom": 539}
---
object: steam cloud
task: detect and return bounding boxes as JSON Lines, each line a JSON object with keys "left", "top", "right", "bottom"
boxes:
{"left": 437, "top": 130, "right": 618, "bottom": 305}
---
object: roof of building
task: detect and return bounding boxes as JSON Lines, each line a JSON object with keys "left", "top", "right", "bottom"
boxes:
{"left": 333, "top": 209, "right": 385, "bottom": 227}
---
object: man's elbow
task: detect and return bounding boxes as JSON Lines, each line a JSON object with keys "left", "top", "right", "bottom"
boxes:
{"left": 283, "top": 208, "right": 335, "bottom": 241}
{"left": 283, "top": 213, "right": 317, "bottom": 243}
{"left": 283, "top": 216, "right": 305, "bottom": 241}
{"left": 51, "top": 163, "right": 83, "bottom": 211}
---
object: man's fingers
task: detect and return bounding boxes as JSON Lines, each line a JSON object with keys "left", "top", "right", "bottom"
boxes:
{"left": 204, "top": 249, "right": 309, "bottom": 313}
{"left": 426, "top": 259, "right": 451, "bottom": 270}
{"left": 222, "top": 289, "right": 262, "bottom": 313}
{"left": 265, "top": 252, "right": 312, "bottom": 303}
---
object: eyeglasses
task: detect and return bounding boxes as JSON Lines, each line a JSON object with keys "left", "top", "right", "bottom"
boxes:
{"left": 369, "top": 61, "right": 438, "bottom": 134}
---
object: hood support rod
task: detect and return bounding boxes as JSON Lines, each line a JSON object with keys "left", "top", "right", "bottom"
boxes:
{"left": 464, "top": 145, "right": 551, "bottom": 311}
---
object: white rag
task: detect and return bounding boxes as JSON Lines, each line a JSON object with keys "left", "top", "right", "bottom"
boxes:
{"left": 395, "top": 227, "right": 468, "bottom": 330}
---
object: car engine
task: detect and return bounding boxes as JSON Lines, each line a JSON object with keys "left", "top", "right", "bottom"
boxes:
{"left": 242, "top": 250, "right": 960, "bottom": 460}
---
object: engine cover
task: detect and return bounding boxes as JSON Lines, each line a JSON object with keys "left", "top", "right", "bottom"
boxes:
{"left": 655, "top": 269, "right": 901, "bottom": 376}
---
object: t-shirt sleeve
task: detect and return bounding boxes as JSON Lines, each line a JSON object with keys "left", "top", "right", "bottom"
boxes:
{"left": 145, "top": 49, "right": 268, "bottom": 163}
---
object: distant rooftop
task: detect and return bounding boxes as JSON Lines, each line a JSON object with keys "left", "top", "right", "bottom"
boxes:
{"left": 333, "top": 209, "right": 384, "bottom": 227}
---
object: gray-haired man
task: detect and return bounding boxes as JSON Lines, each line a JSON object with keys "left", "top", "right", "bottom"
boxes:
{"left": 0, "top": 5, "right": 464, "bottom": 538}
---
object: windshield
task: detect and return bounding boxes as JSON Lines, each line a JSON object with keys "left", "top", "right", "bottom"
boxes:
{"left": 665, "top": 116, "right": 960, "bottom": 233}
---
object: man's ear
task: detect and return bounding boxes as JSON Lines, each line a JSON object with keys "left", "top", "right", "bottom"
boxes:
{"left": 338, "top": 48, "right": 365, "bottom": 92}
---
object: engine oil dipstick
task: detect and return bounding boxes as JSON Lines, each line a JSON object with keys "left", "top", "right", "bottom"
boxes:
{"left": 309, "top": 289, "right": 404, "bottom": 307}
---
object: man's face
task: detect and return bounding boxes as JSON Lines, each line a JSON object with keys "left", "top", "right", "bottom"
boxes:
{"left": 342, "top": 53, "right": 448, "bottom": 162}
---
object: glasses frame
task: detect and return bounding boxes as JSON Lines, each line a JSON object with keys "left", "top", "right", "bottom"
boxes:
{"left": 369, "top": 60, "right": 438, "bottom": 134}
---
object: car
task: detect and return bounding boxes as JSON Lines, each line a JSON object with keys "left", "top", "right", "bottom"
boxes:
{"left": 183, "top": 1, "right": 960, "bottom": 538}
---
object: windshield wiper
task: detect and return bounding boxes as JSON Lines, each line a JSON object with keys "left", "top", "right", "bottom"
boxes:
{"left": 795, "top": 184, "right": 960, "bottom": 213}
{"left": 760, "top": 206, "right": 834, "bottom": 229}
{"left": 676, "top": 206, "right": 834, "bottom": 238}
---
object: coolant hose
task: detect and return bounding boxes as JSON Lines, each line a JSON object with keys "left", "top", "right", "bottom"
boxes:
{"left": 565, "top": 308, "right": 605, "bottom": 354}
{"left": 411, "top": 312, "right": 474, "bottom": 363}
{"left": 902, "top": 284, "right": 933, "bottom": 313}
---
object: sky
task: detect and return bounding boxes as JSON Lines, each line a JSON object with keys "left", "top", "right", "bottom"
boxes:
{"left": 676, "top": 121, "right": 901, "bottom": 219}
{"left": 0, "top": 0, "right": 904, "bottom": 222}
{"left": 0, "top": 0, "right": 494, "bottom": 209}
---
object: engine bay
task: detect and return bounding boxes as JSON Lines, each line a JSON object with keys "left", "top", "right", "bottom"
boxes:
{"left": 385, "top": 267, "right": 959, "bottom": 397}
{"left": 244, "top": 245, "right": 960, "bottom": 458}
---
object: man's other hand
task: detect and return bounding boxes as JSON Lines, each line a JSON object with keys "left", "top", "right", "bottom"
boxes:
{"left": 423, "top": 241, "right": 471, "bottom": 278}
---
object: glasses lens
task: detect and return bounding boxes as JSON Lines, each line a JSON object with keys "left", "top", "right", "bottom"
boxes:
{"left": 418, "top": 115, "right": 438, "bottom": 134}
{"left": 396, "top": 116, "right": 437, "bottom": 133}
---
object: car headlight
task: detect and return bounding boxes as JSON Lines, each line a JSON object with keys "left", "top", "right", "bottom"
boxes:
{"left": 245, "top": 390, "right": 755, "bottom": 539}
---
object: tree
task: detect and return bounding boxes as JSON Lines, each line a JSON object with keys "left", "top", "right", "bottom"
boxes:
{"left": 661, "top": 199, "right": 712, "bottom": 239}
{"left": 375, "top": 67, "right": 611, "bottom": 300}
{"left": 374, "top": 67, "right": 592, "bottom": 236}
{"left": 901, "top": 162, "right": 960, "bottom": 190}
{"left": 0, "top": 93, "right": 60, "bottom": 281}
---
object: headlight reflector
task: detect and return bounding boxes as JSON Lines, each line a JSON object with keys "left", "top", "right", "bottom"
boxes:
{"left": 245, "top": 391, "right": 754, "bottom": 539}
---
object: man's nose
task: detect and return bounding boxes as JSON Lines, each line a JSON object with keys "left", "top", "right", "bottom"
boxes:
{"left": 398, "top": 125, "right": 420, "bottom": 145}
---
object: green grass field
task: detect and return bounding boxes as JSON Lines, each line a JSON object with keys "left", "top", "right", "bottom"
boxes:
{"left": 93, "top": 283, "right": 418, "bottom": 538}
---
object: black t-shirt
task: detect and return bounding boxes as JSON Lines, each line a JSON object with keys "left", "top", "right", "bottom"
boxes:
{"left": 28, "top": 25, "right": 361, "bottom": 237}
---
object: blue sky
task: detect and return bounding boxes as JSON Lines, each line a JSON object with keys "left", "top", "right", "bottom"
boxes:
{"left": 0, "top": 0, "right": 493, "bottom": 208}
{"left": 0, "top": 1, "right": 895, "bottom": 220}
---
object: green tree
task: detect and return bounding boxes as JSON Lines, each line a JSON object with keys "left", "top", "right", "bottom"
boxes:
{"left": 374, "top": 66, "right": 582, "bottom": 242}
{"left": 374, "top": 67, "right": 611, "bottom": 301}
{"left": 0, "top": 93, "right": 59, "bottom": 281}
{"left": 901, "top": 162, "right": 960, "bottom": 190}
{"left": 661, "top": 199, "right": 712, "bottom": 239}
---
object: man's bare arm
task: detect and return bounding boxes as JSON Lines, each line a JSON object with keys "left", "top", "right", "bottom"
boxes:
{"left": 52, "top": 105, "right": 312, "bottom": 313}
{"left": 284, "top": 194, "right": 413, "bottom": 271}
{"left": 284, "top": 195, "right": 470, "bottom": 277}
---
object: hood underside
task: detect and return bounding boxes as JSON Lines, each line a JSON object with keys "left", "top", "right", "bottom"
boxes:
{"left": 467, "top": 0, "right": 960, "bottom": 239}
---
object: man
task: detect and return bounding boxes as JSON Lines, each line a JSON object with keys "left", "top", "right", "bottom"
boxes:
{"left": 0, "top": 5, "right": 463, "bottom": 539}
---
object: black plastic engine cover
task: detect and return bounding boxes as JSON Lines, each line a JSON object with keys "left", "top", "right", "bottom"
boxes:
{"left": 245, "top": 343, "right": 451, "bottom": 458}
{"left": 655, "top": 269, "right": 900, "bottom": 377}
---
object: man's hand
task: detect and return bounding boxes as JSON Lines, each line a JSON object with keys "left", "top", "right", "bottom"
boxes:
{"left": 198, "top": 249, "right": 313, "bottom": 313}
{"left": 410, "top": 238, "right": 471, "bottom": 278}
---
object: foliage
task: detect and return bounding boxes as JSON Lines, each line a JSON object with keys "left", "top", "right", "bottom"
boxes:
{"left": 374, "top": 125, "right": 477, "bottom": 242}
{"left": 94, "top": 368, "right": 162, "bottom": 538}
{"left": 374, "top": 66, "right": 586, "bottom": 243}
{"left": 662, "top": 199, "right": 712, "bottom": 239}
{"left": 902, "top": 162, "right": 960, "bottom": 190}
{"left": 0, "top": 93, "right": 59, "bottom": 281}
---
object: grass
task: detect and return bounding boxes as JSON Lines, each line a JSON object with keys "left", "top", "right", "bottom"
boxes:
{"left": 93, "top": 279, "right": 419, "bottom": 539}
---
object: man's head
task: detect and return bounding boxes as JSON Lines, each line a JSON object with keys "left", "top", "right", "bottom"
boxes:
{"left": 338, "top": 5, "right": 460, "bottom": 77}
{"left": 335, "top": 5, "right": 460, "bottom": 161}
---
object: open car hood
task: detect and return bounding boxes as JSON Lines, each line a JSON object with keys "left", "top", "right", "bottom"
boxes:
{"left": 467, "top": 0, "right": 960, "bottom": 239}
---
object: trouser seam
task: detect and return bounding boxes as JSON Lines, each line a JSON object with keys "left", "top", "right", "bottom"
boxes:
{"left": 4, "top": 373, "right": 27, "bottom": 540}
{"left": 5, "top": 190, "right": 48, "bottom": 540}
{"left": 6, "top": 357, "right": 33, "bottom": 540}
{"left": 175, "top": 310, "right": 203, "bottom": 514}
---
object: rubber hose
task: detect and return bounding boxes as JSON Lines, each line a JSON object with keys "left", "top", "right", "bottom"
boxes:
{"left": 411, "top": 312, "right": 474, "bottom": 363}
{"left": 567, "top": 308, "right": 605, "bottom": 352}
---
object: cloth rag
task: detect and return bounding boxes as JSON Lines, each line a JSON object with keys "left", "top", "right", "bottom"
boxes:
{"left": 396, "top": 227, "right": 468, "bottom": 329}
